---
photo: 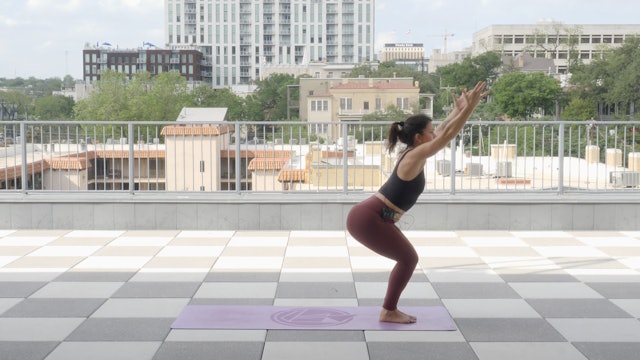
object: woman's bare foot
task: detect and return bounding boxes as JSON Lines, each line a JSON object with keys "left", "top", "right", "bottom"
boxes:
{"left": 379, "top": 308, "right": 417, "bottom": 324}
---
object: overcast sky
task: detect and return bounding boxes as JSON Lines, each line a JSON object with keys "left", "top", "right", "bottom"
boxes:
{"left": 1, "top": 0, "right": 638, "bottom": 80}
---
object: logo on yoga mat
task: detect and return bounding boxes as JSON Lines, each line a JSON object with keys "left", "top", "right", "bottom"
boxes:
{"left": 271, "top": 307, "right": 355, "bottom": 328}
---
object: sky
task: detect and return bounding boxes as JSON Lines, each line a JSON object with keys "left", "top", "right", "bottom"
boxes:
{"left": 1, "top": 0, "right": 639, "bottom": 80}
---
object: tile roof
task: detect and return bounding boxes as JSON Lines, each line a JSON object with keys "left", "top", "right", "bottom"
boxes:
{"left": 161, "top": 124, "right": 235, "bottom": 136}
{"left": 331, "top": 82, "right": 418, "bottom": 90}
{"left": 247, "top": 158, "right": 288, "bottom": 171}
{"left": 277, "top": 169, "right": 309, "bottom": 183}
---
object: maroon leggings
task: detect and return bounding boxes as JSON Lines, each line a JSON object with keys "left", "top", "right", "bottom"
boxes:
{"left": 346, "top": 196, "right": 419, "bottom": 311}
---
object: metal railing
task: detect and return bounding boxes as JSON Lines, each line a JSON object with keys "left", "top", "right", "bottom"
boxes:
{"left": 1, "top": 120, "right": 639, "bottom": 194}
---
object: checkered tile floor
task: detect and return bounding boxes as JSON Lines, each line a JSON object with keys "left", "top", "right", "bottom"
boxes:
{"left": 2, "top": 229, "right": 640, "bottom": 360}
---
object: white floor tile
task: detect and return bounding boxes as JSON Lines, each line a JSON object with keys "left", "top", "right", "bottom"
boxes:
{"left": 30, "top": 282, "right": 123, "bottom": 298}
{"left": 443, "top": 299, "right": 541, "bottom": 318}
{"left": 548, "top": 318, "right": 640, "bottom": 341}
{"left": 471, "top": 342, "right": 588, "bottom": 360}
{"left": 155, "top": 246, "right": 224, "bottom": 257}
{"left": 212, "top": 256, "right": 283, "bottom": 270}
{"left": 509, "top": 282, "right": 604, "bottom": 299}
{"left": 425, "top": 268, "right": 504, "bottom": 283}
{"left": 194, "top": 282, "right": 278, "bottom": 299}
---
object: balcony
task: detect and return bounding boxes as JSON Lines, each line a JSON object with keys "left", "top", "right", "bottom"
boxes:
{"left": 0, "top": 120, "right": 638, "bottom": 231}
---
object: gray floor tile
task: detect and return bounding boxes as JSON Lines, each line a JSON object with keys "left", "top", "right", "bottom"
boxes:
{"left": 471, "top": 342, "right": 588, "bottom": 360}
{"left": 0, "top": 341, "right": 59, "bottom": 360}
{"left": 111, "top": 282, "right": 201, "bottom": 298}
{"left": 153, "top": 341, "right": 263, "bottom": 360}
{"left": 0, "top": 282, "right": 46, "bottom": 297}
{"left": 573, "top": 342, "right": 640, "bottom": 360}
{"left": 587, "top": 282, "right": 640, "bottom": 299}
{"left": 91, "top": 298, "right": 190, "bottom": 318}
{"left": 66, "top": 318, "right": 174, "bottom": 341}
{"left": 0, "top": 318, "right": 84, "bottom": 341}
{"left": 456, "top": 318, "right": 565, "bottom": 342}
{"left": 2, "top": 298, "right": 105, "bottom": 317}
{"left": 526, "top": 299, "right": 632, "bottom": 318}
{"left": 189, "top": 298, "right": 274, "bottom": 306}
{"left": 46, "top": 341, "right": 161, "bottom": 360}
{"left": 432, "top": 282, "right": 521, "bottom": 299}
{"left": 443, "top": 299, "right": 540, "bottom": 318}
{"left": 367, "top": 342, "right": 478, "bottom": 360}
{"left": 276, "top": 282, "right": 356, "bottom": 298}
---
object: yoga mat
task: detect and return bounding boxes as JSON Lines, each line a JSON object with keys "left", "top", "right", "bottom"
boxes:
{"left": 171, "top": 305, "right": 457, "bottom": 331}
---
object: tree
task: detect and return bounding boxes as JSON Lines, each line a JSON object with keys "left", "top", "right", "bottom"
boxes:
{"left": 491, "top": 71, "right": 561, "bottom": 120}
{"left": 74, "top": 70, "right": 130, "bottom": 121}
{"left": 561, "top": 98, "right": 597, "bottom": 120}
{"left": 33, "top": 95, "right": 75, "bottom": 120}
{"left": 0, "top": 90, "right": 33, "bottom": 120}
{"left": 437, "top": 52, "right": 502, "bottom": 90}
{"left": 570, "top": 36, "right": 640, "bottom": 119}
{"left": 245, "top": 73, "right": 297, "bottom": 121}
{"left": 188, "top": 85, "right": 246, "bottom": 121}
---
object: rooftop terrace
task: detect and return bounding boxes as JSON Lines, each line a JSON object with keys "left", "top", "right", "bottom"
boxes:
{"left": 1, "top": 229, "right": 640, "bottom": 360}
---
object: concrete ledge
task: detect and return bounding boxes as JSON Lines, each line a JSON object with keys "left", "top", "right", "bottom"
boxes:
{"left": 0, "top": 192, "right": 638, "bottom": 231}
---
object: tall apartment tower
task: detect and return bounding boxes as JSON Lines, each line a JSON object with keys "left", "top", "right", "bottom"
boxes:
{"left": 164, "top": 0, "right": 375, "bottom": 87}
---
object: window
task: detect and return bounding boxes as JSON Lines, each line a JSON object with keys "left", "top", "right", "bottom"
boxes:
{"left": 340, "top": 98, "right": 352, "bottom": 110}
{"left": 396, "top": 97, "right": 409, "bottom": 110}
{"left": 375, "top": 98, "right": 382, "bottom": 111}
{"left": 311, "top": 100, "right": 328, "bottom": 111}
{"left": 363, "top": 101, "right": 369, "bottom": 110}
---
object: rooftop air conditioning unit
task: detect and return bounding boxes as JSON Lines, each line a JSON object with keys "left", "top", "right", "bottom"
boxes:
{"left": 496, "top": 161, "right": 512, "bottom": 178}
{"left": 466, "top": 163, "right": 483, "bottom": 176}
{"left": 436, "top": 160, "right": 451, "bottom": 176}
{"left": 609, "top": 171, "right": 640, "bottom": 187}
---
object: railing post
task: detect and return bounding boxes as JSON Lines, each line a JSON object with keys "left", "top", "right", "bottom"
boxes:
{"left": 235, "top": 122, "right": 242, "bottom": 193}
{"left": 20, "top": 122, "right": 28, "bottom": 193}
{"left": 557, "top": 123, "right": 565, "bottom": 194}
{"left": 342, "top": 122, "right": 349, "bottom": 193}
{"left": 128, "top": 122, "right": 135, "bottom": 194}
{"left": 449, "top": 138, "right": 457, "bottom": 194}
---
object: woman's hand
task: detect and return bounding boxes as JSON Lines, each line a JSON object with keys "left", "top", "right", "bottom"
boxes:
{"left": 453, "top": 81, "right": 488, "bottom": 113}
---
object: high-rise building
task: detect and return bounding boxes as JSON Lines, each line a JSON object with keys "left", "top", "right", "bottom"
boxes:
{"left": 164, "top": 0, "right": 375, "bottom": 87}
{"left": 82, "top": 45, "right": 203, "bottom": 84}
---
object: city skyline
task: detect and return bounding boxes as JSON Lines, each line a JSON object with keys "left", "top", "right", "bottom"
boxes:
{"left": 1, "top": 0, "right": 640, "bottom": 80}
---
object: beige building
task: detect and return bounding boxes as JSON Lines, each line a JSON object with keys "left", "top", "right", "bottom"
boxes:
{"left": 380, "top": 43, "right": 426, "bottom": 71}
{"left": 472, "top": 22, "right": 640, "bottom": 74}
{"left": 299, "top": 77, "right": 434, "bottom": 141}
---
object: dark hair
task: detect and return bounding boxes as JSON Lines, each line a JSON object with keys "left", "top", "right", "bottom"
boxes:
{"left": 386, "top": 114, "right": 432, "bottom": 153}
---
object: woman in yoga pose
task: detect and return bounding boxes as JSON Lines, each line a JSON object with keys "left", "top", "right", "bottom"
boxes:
{"left": 346, "top": 81, "right": 488, "bottom": 323}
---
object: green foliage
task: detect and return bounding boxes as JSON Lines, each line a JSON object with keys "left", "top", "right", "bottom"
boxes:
{"left": 189, "top": 86, "right": 246, "bottom": 121}
{"left": 437, "top": 52, "right": 502, "bottom": 90}
{"left": 491, "top": 72, "right": 561, "bottom": 120}
{"left": 33, "top": 95, "right": 75, "bottom": 120}
{"left": 244, "top": 73, "right": 298, "bottom": 121}
{"left": 74, "top": 70, "right": 189, "bottom": 122}
{"left": 561, "top": 98, "right": 597, "bottom": 120}
{"left": 570, "top": 36, "right": 640, "bottom": 119}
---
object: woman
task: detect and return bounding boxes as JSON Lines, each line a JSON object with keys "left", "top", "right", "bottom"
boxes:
{"left": 346, "top": 81, "right": 488, "bottom": 324}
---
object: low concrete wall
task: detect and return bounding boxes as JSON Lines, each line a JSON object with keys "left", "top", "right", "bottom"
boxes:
{"left": 0, "top": 192, "right": 638, "bottom": 231}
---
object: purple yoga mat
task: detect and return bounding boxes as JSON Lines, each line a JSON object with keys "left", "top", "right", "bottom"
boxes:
{"left": 171, "top": 305, "right": 457, "bottom": 331}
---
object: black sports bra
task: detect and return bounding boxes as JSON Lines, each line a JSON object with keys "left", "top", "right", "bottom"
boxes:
{"left": 378, "top": 149, "right": 425, "bottom": 211}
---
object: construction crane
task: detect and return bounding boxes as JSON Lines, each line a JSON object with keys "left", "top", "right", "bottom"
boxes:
{"left": 425, "top": 31, "right": 455, "bottom": 54}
